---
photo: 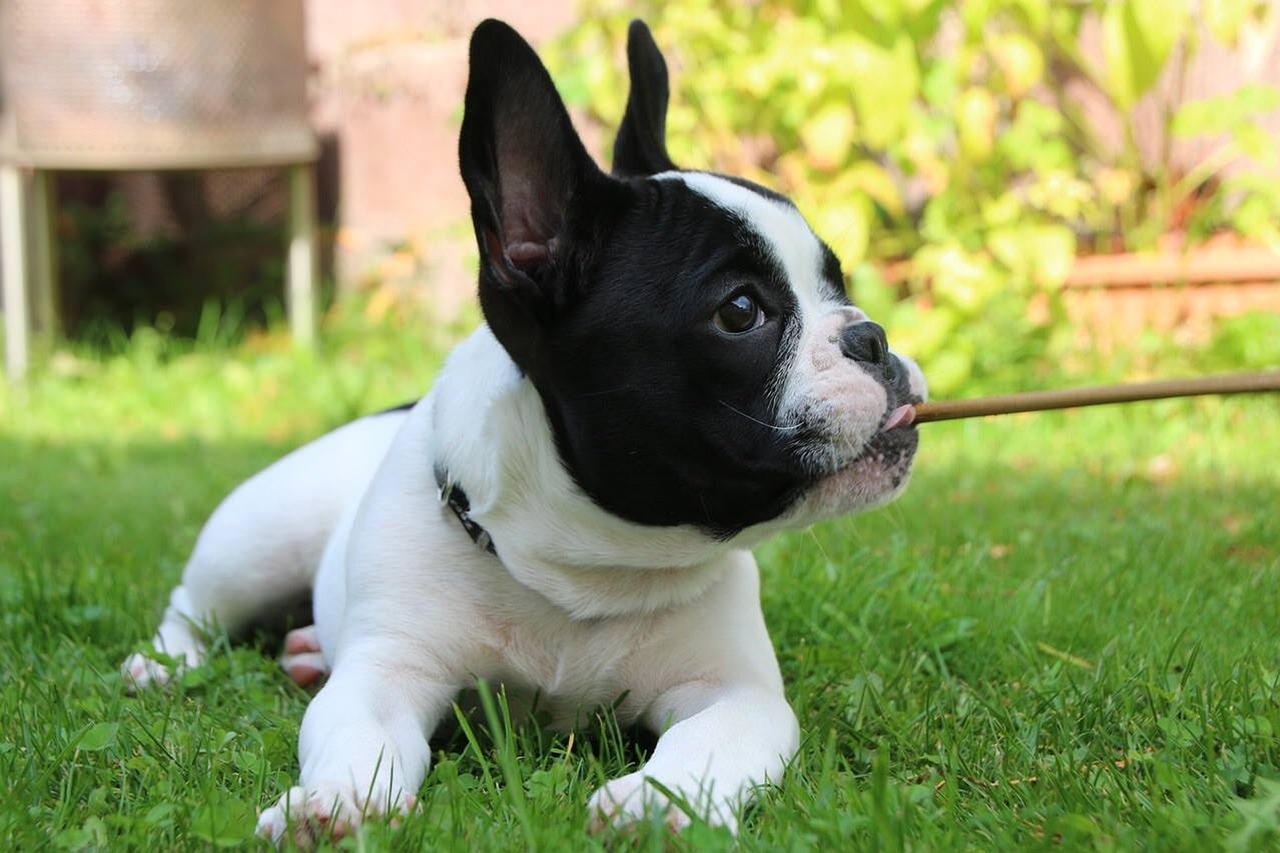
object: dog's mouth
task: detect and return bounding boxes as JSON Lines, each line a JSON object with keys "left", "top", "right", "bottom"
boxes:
{"left": 841, "top": 398, "right": 920, "bottom": 465}
{"left": 850, "top": 403, "right": 919, "bottom": 471}
{"left": 803, "top": 400, "right": 920, "bottom": 499}
{"left": 784, "top": 408, "right": 919, "bottom": 523}
{"left": 881, "top": 402, "right": 916, "bottom": 432}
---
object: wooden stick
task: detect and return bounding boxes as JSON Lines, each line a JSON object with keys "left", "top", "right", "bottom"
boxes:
{"left": 913, "top": 370, "right": 1280, "bottom": 423}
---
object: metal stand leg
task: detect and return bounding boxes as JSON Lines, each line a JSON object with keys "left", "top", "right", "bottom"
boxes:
{"left": 287, "top": 162, "right": 317, "bottom": 348}
{"left": 30, "top": 169, "right": 59, "bottom": 338}
{"left": 1, "top": 164, "right": 30, "bottom": 381}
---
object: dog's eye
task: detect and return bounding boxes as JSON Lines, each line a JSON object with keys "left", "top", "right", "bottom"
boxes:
{"left": 713, "top": 293, "right": 764, "bottom": 334}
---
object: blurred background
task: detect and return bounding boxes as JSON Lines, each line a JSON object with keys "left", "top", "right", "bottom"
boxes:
{"left": 5, "top": 8, "right": 1279, "bottom": 849}
{"left": 2, "top": 0, "right": 1279, "bottom": 397}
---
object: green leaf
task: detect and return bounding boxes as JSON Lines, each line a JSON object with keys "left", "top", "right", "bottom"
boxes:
{"left": 143, "top": 803, "right": 176, "bottom": 826}
{"left": 1231, "top": 83, "right": 1280, "bottom": 115}
{"left": 77, "top": 722, "right": 118, "bottom": 752}
{"left": 813, "top": 198, "right": 873, "bottom": 267}
{"left": 890, "top": 295, "right": 958, "bottom": 359}
{"left": 1235, "top": 124, "right": 1278, "bottom": 165}
{"left": 52, "top": 828, "right": 92, "bottom": 851}
{"left": 921, "top": 349, "right": 973, "bottom": 396}
{"left": 846, "top": 34, "right": 921, "bottom": 149}
{"left": 841, "top": 0, "right": 905, "bottom": 39}
{"left": 921, "top": 245, "right": 1002, "bottom": 313}
{"left": 960, "top": 0, "right": 996, "bottom": 36}
{"left": 1204, "top": 0, "right": 1257, "bottom": 45}
{"left": 989, "top": 31, "right": 1045, "bottom": 97}
{"left": 1010, "top": 0, "right": 1051, "bottom": 36}
{"left": 800, "top": 102, "right": 858, "bottom": 171}
{"left": 846, "top": 161, "right": 906, "bottom": 219}
{"left": 850, "top": 263, "right": 896, "bottom": 319}
{"left": 1172, "top": 101, "right": 1223, "bottom": 138}
{"left": 989, "top": 224, "right": 1076, "bottom": 288}
{"left": 1102, "top": 0, "right": 1187, "bottom": 108}
{"left": 1028, "top": 226, "right": 1076, "bottom": 287}
{"left": 189, "top": 799, "right": 256, "bottom": 848}
{"left": 957, "top": 88, "right": 998, "bottom": 161}
{"left": 1172, "top": 84, "right": 1280, "bottom": 137}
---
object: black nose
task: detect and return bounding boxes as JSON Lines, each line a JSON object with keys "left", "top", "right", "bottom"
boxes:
{"left": 840, "top": 321, "right": 889, "bottom": 366}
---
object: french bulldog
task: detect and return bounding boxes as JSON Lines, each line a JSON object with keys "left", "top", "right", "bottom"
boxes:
{"left": 122, "top": 18, "right": 926, "bottom": 844}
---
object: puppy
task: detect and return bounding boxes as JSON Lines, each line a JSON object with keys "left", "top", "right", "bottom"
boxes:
{"left": 122, "top": 19, "right": 926, "bottom": 843}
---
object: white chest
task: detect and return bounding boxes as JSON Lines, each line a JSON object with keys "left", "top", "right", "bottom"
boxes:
{"left": 483, "top": 606, "right": 667, "bottom": 727}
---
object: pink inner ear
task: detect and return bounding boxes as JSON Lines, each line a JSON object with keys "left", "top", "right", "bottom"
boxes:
{"left": 483, "top": 230, "right": 514, "bottom": 284}
{"left": 507, "top": 241, "right": 550, "bottom": 272}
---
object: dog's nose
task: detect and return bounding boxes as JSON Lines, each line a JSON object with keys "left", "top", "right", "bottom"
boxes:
{"left": 840, "top": 321, "right": 889, "bottom": 366}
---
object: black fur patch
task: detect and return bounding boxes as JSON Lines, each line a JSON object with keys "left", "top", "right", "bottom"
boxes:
{"left": 457, "top": 19, "right": 917, "bottom": 537}
{"left": 533, "top": 177, "right": 807, "bottom": 535}
{"left": 613, "top": 21, "right": 677, "bottom": 177}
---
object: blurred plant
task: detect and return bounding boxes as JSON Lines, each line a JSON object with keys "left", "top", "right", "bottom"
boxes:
{"left": 58, "top": 184, "right": 291, "bottom": 344}
{"left": 547, "top": 0, "right": 1280, "bottom": 394}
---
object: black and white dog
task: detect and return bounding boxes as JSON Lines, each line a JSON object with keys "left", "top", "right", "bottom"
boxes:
{"left": 123, "top": 19, "right": 926, "bottom": 843}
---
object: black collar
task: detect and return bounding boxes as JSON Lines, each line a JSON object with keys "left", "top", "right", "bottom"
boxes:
{"left": 434, "top": 464, "right": 497, "bottom": 555}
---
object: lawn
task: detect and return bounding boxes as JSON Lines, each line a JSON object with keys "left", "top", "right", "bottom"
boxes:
{"left": 2, "top": 321, "right": 1278, "bottom": 851}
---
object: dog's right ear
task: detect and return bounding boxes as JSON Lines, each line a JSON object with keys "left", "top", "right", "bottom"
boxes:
{"left": 612, "top": 20, "right": 677, "bottom": 177}
{"left": 459, "top": 20, "right": 606, "bottom": 371}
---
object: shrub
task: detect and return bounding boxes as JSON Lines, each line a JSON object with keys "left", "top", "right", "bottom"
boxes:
{"left": 547, "top": 0, "right": 1280, "bottom": 394}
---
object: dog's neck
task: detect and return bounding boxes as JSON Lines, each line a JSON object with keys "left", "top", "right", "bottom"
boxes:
{"left": 430, "top": 326, "right": 751, "bottom": 619}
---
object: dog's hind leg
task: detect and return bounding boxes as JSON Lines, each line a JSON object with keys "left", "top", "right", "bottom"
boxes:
{"left": 122, "top": 584, "right": 210, "bottom": 689}
{"left": 122, "top": 411, "right": 410, "bottom": 690}
{"left": 281, "top": 625, "right": 328, "bottom": 687}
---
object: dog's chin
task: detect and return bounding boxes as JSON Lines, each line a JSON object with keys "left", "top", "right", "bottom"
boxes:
{"left": 789, "top": 425, "right": 919, "bottom": 524}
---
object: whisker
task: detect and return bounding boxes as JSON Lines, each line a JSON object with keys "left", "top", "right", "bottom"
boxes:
{"left": 575, "top": 385, "right": 633, "bottom": 399}
{"left": 718, "top": 400, "right": 801, "bottom": 433}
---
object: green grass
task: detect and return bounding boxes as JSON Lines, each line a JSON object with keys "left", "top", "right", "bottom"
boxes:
{"left": 2, "top": 319, "right": 1278, "bottom": 851}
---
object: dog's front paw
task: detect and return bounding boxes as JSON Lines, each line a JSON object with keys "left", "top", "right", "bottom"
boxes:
{"left": 587, "top": 771, "right": 696, "bottom": 834}
{"left": 255, "top": 785, "right": 414, "bottom": 848}
{"left": 120, "top": 652, "right": 178, "bottom": 692}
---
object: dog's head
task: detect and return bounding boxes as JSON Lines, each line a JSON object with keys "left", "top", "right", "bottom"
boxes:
{"left": 459, "top": 20, "right": 926, "bottom": 541}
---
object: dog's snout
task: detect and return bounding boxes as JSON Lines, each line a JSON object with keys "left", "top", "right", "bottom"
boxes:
{"left": 839, "top": 321, "right": 889, "bottom": 366}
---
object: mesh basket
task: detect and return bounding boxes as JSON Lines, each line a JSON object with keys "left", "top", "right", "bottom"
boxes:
{"left": 0, "top": 0, "right": 316, "bottom": 168}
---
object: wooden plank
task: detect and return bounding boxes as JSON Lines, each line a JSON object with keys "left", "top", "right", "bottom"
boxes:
{"left": 287, "top": 163, "right": 317, "bottom": 349}
{"left": 1064, "top": 248, "right": 1280, "bottom": 288}
{"left": 1, "top": 164, "right": 30, "bottom": 381}
{"left": 30, "top": 169, "right": 59, "bottom": 336}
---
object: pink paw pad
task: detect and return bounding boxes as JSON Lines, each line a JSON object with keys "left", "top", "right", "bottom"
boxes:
{"left": 280, "top": 626, "right": 329, "bottom": 686}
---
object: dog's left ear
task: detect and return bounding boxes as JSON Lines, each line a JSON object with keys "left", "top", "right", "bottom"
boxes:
{"left": 459, "top": 19, "right": 608, "bottom": 371}
{"left": 612, "top": 20, "right": 677, "bottom": 177}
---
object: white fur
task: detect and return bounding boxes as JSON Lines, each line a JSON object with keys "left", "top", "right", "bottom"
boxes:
{"left": 122, "top": 413, "right": 405, "bottom": 689}
{"left": 124, "top": 180, "right": 926, "bottom": 844}
{"left": 431, "top": 328, "right": 749, "bottom": 618}
{"left": 124, "top": 327, "right": 800, "bottom": 844}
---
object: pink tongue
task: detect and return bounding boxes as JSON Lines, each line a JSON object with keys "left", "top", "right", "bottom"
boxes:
{"left": 882, "top": 404, "right": 917, "bottom": 431}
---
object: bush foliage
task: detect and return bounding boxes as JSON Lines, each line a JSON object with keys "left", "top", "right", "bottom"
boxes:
{"left": 548, "top": 0, "right": 1280, "bottom": 394}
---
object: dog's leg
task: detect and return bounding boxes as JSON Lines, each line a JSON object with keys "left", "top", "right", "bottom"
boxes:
{"left": 121, "top": 583, "right": 210, "bottom": 689}
{"left": 589, "top": 551, "right": 799, "bottom": 833}
{"left": 255, "top": 649, "right": 455, "bottom": 846}
{"left": 121, "top": 413, "right": 405, "bottom": 690}
{"left": 588, "top": 682, "right": 799, "bottom": 833}
{"left": 121, "top": 491, "right": 321, "bottom": 690}
{"left": 281, "top": 625, "right": 328, "bottom": 687}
